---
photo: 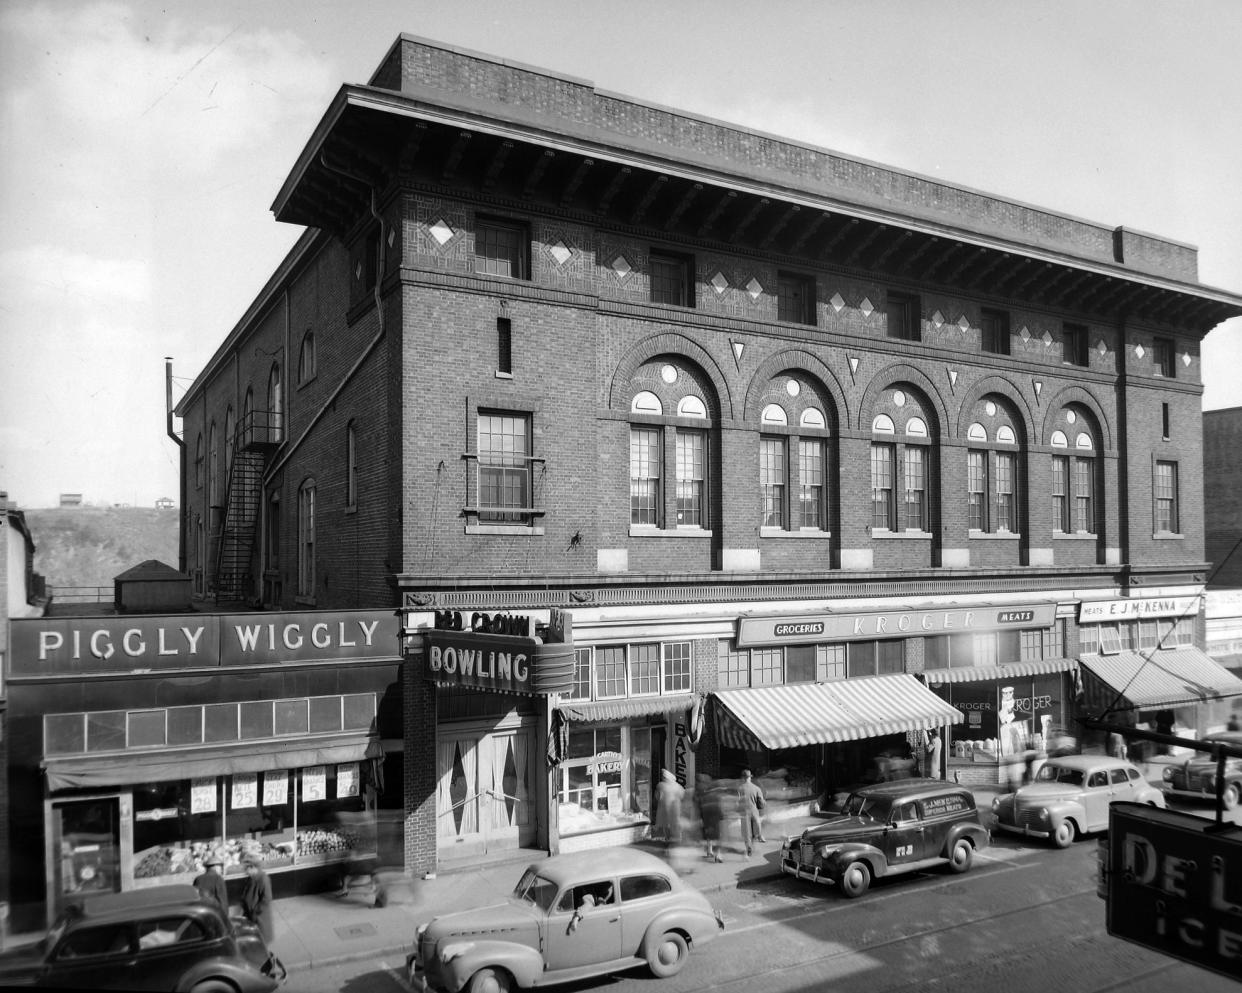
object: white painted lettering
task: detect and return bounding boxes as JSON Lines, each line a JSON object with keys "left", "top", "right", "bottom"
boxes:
{"left": 235, "top": 626, "right": 262, "bottom": 651}
{"left": 311, "top": 623, "right": 330, "bottom": 649}
{"left": 157, "top": 628, "right": 177, "bottom": 656}
{"left": 358, "top": 619, "right": 378, "bottom": 646}
{"left": 123, "top": 629, "right": 145, "bottom": 656}
{"left": 91, "top": 630, "right": 114, "bottom": 660}
{"left": 338, "top": 621, "right": 357, "bottom": 648}
{"left": 39, "top": 631, "right": 63, "bottom": 661}
{"left": 283, "top": 624, "right": 303, "bottom": 650}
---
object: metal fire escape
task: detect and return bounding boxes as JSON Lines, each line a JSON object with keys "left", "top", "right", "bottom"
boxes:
{"left": 213, "top": 410, "right": 281, "bottom": 601}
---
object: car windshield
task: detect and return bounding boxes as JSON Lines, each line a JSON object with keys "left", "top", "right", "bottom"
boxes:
{"left": 1036, "top": 764, "right": 1084, "bottom": 786}
{"left": 843, "top": 794, "right": 888, "bottom": 820}
{"left": 512, "top": 869, "right": 558, "bottom": 912}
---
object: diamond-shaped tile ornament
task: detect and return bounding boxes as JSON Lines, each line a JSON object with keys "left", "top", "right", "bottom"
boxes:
{"left": 830, "top": 292, "right": 846, "bottom": 313}
{"left": 1019, "top": 326, "right": 1031, "bottom": 342}
{"left": 1134, "top": 343, "right": 1145, "bottom": 359}
{"left": 550, "top": 241, "right": 572, "bottom": 266}
{"left": 429, "top": 218, "right": 454, "bottom": 246}
{"left": 710, "top": 271, "right": 730, "bottom": 295}
{"left": 387, "top": 229, "right": 396, "bottom": 248}
{"left": 354, "top": 261, "right": 363, "bottom": 280}
{"left": 958, "top": 315, "right": 971, "bottom": 334}
{"left": 1182, "top": 352, "right": 1192, "bottom": 367}
{"left": 745, "top": 278, "right": 763, "bottom": 301}
{"left": 1042, "top": 330, "right": 1053, "bottom": 346}
{"left": 611, "top": 255, "right": 632, "bottom": 279}
{"left": 1097, "top": 339, "right": 1107, "bottom": 355}
{"left": 860, "top": 297, "right": 874, "bottom": 318}
{"left": 932, "top": 310, "right": 945, "bottom": 329}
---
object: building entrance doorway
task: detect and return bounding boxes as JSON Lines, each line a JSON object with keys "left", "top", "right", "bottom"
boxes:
{"left": 436, "top": 724, "right": 536, "bottom": 859}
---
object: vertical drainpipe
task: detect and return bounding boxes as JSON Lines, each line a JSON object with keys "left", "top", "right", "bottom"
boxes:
{"left": 166, "top": 357, "right": 186, "bottom": 573}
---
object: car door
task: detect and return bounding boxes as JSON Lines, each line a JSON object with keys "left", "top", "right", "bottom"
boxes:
{"left": 1079, "top": 769, "right": 1114, "bottom": 831}
{"left": 131, "top": 913, "right": 219, "bottom": 990}
{"left": 618, "top": 872, "right": 674, "bottom": 955}
{"left": 544, "top": 878, "right": 623, "bottom": 971}
{"left": 882, "top": 799, "right": 927, "bottom": 866}
{"left": 47, "top": 921, "right": 139, "bottom": 990}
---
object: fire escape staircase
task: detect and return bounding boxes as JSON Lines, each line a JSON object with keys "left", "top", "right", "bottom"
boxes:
{"left": 212, "top": 411, "right": 280, "bottom": 602}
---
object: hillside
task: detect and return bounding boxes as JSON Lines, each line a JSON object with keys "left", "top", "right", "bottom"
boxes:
{"left": 26, "top": 507, "right": 180, "bottom": 591}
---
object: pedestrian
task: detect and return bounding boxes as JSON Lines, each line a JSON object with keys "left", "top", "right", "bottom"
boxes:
{"left": 1109, "top": 731, "right": 1127, "bottom": 759}
{"left": 736, "top": 769, "right": 766, "bottom": 856}
{"left": 697, "top": 776, "right": 725, "bottom": 863}
{"left": 240, "top": 854, "right": 275, "bottom": 945}
{"left": 653, "top": 769, "right": 685, "bottom": 845}
{"left": 1229, "top": 714, "right": 1240, "bottom": 732}
{"left": 925, "top": 729, "right": 943, "bottom": 780}
{"left": 193, "top": 850, "right": 229, "bottom": 910}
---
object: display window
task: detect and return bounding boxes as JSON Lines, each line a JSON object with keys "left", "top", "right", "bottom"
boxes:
{"left": 556, "top": 723, "right": 656, "bottom": 835}
{"left": 935, "top": 675, "right": 1066, "bottom": 759}
{"left": 129, "top": 764, "right": 373, "bottom": 886}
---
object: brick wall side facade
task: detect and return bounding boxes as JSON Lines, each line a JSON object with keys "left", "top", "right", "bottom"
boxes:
{"left": 1205, "top": 407, "right": 1242, "bottom": 587}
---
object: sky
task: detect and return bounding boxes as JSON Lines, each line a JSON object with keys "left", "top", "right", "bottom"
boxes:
{"left": 1, "top": 0, "right": 1239, "bottom": 509}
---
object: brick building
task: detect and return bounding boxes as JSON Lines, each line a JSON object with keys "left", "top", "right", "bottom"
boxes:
{"left": 164, "top": 36, "right": 1242, "bottom": 877}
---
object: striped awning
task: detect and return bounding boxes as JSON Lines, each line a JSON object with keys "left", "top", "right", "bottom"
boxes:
{"left": 558, "top": 693, "right": 697, "bottom": 723}
{"left": 1079, "top": 648, "right": 1242, "bottom": 711}
{"left": 712, "top": 675, "right": 963, "bottom": 751}
{"left": 922, "top": 657, "right": 1077, "bottom": 684}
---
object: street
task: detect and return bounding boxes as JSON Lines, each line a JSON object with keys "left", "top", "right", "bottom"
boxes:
{"left": 279, "top": 818, "right": 1238, "bottom": 993}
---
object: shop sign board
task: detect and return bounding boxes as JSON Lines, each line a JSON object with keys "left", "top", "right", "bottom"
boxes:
{"left": 1105, "top": 802, "right": 1242, "bottom": 981}
{"left": 1079, "top": 596, "right": 1200, "bottom": 622}
{"left": 737, "top": 602, "right": 1058, "bottom": 648}
{"left": 423, "top": 612, "right": 576, "bottom": 695}
{"left": 9, "top": 609, "right": 401, "bottom": 676}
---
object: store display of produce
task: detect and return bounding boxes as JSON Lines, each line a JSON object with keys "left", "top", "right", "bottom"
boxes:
{"left": 132, "top": 827, "right": 371, "bottom": 879}
{"left": 295, "top": 827, "right": 361, "bottom": 856}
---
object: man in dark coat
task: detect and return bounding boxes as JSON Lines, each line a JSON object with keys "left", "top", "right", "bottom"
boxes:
{"left": 193, "top": 851, "right": 229, "bottom": 910}
{"left": 240, "top": 854, "right": 275, "bottom": 945}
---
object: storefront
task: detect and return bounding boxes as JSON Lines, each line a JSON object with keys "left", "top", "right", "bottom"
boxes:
{"left": 7, "top": 609, "right": 403, "bottom": 929}
{"left": 1076, "top": 595, "right": 1242, "bottom": 752}
{"left": 417, "top": 609, "right": 574, "bottom": 862}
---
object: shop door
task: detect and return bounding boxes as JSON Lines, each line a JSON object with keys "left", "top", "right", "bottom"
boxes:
{"left": 437, "top": 728, "right": 536, "bottom": 857}
{"left": 52, "top": 797, "right": 122, "bottom": 905}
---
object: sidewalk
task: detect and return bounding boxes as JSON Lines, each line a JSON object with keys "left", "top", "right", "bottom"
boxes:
{"left": 270, "top": 786, "right": 1004, "bottom": 973}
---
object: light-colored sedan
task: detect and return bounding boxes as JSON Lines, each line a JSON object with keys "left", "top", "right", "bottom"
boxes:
{"left": 991, "top": 754, "right": 1165, "bottom": 848}
{"left": 407, "top": 848, "right": 723, "bottom": 992}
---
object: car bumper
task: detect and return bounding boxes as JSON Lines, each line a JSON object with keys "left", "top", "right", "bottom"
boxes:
{"left": 780, "top": 857, "right": 833, "bottom": 885}
{"left": 993, "top": 819, "right": 1052, "bottom": 839}
{"left": 1162, "top": 784, "right": 1218, "bottom": 802}
{"left": 406, "top": 952, "right": 447, "bottom": 993}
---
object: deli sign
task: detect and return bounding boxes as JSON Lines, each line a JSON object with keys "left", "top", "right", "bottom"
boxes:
{"left": 1104, "top": 802, "right": 1242, "bottom": 980}
{"left": 737, "top": 602, "right": 1057, "bottom": 648}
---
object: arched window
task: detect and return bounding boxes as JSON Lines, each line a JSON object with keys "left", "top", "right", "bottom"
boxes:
{"left": 224, "top": 406, "right": 235, "bottom": 480}
{"left": 299, "top": 331, "right": 316, "bottom": 384}
{"left": 207, "top": 422, "right": 218, "bottom": 508}
{"left": 761, "top": 403, "right": 788, "bottom": 426}
{"left": 297, "top": 478, "right": 316, "bottom": 598}
{"left": 966, "top": 398, "right": 1022, "bottom": 534}
{"left": 758, "top": 376, "right": 834, "bottom": 533}
{"left": 631, "top": 391, "right": 662, "bottom": 415}
{"left": 242, "top": 388, "right": 254, "bottom": 448}
{"left": 1051, "top": 412, "right": 1097, "bottom": 534}
{"left": 870, "top": 391, "right": 934, "bottom": 533}
{"left": 267, "top": 364, "right": 283, "bottom": 442}
{"left": 194, "top": 433, "right": 204, "bottom": 489}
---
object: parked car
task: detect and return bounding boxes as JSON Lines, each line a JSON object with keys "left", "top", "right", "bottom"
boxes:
{"left": 992, "top": 753, "right": 1165, "bottom": 847}
{"left": 1161, "top": 731, "right": 1242, "bottom": 808}
{"left": 779, "top": 779, "right": 989, "bottom": 899}
{"left": 0, "top": 883, "right": 283, "bottom": 990}
{"left": 406, "top": 849, "right": 722, "bottom": 992}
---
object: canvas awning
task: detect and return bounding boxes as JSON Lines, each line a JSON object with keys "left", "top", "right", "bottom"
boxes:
{"left": 922, "top": 657, "right": 1077, "bottom": 684}
{"left": 1079, "top": 648, "right": 1242, "bottom": 712}
{"left": 557, "top": 694, "right": 697, "bottom": 723}
{"left": 712, "top": 675, "right": 962, "bottom": 751}
{"left": 44, "top": 734, "right": 383, "bottom": 791}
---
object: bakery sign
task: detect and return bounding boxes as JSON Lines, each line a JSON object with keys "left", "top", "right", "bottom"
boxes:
{"left": 1078, "top": 596, "right": 1200, "bottom": 623}
{"left": 737, "top": 602, "right": 1058, "bottom": 648}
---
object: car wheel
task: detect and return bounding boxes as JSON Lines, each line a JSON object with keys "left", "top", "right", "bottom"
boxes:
{"left": 838, "top": 861, "right": 871, "bottom": 898}
{"left": 189, "top": 981, "right": 239, "bottom": 993}
{"left": 467, "top": 967, "right": 513, "bottom": 993}
{"left": 1052, "top": 820, "right": 1076, "bottom": 848}
{"left": 1224, "top": 783, "right": 1240, "bottom": 810}
{"left": 947, "top": 838, "right": 974, "bottom": 874}
{"left": 647, "top": 930, "right": 689, "bottom": 978}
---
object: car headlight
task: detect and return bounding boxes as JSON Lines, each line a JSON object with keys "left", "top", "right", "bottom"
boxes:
{"left": 991, "top": 797, "right": 1001, "bottom": 812}
{"left": 817, "top": 844, "right": 840, "bottom": 861}
{"left": 440, "top": 941, "right": 474, "bottom": 964}
{"left": 416, "top": 923, "right": 429, "bottom": 943}
{"left": 1162, "top": 768, "right": 1173, "bottom": 782}
{"left": 1037, "top": 808, "right": 1050, "bottom": 821}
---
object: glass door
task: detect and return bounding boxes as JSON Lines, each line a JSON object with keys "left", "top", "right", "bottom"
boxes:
{"left": 52, "top": 797, "right": 122, "bottom": 904}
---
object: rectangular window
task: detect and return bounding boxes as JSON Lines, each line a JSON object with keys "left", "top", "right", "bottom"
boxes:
{"left": 777, "top": 271, "right": 815, "bottom": 325}
{"left": 1019, "top": 630, "right": 1043, "bottom": 663}
{"left": 675, "top": 430, "right": 706, "bottom": 527}
{"left": 475, "top": 219, "right": 528, "bottom": 279}
{"left": 903, "top": 446, "right": 926, "bottom": 531}
{"left": 497, "top": 317, "right": 512, "bottom": 375}
{"left": 1073, "top": 457, "right": 1095, "bottom": 533}
{"left": 167, "top": 706, "right": 204, "bottom": 746}
{"left": 1162, "top": 403, "right": 1170, "bottom": 441}
{"left": 629, "top": 643, "right": 661, "bottom": 696}
{"left": 877, "top": 641, "right": 904, "bottom": 674}
{"left": 968, "top": 451, "right": 987, "bottom": 531}
{"left": 274, "top": 699, "right": 309, "bottom": 736}
{"left": 1080, "top": 625, "right": 1099, "bottom": 655}
{"left": 1155, "top": 460, "right": 1179, "bottom": 533}
{"left": 798, "top": 440, "right": 825, "bottom": 529}
{"left": 751, "top": 648, "right": 783, "bottom": 686}
{"left": 345, "top": 423, "right": 357, "bottom": 510}
{"left": 478, "top": 412, "right": 532, "bottom": 525}
{"left": 760, "top": 436, "right": 786, "bottom": 528}
{"left": 1064, "top": 322, "right": 1089, "bottom": 366}
{"left": 127, "top": 710, "right": 166, "bottom": 749}
{"left": 1049, "top": 619, "right": 1065, "bottom": 659}
{"left": 239, "top": 701, "right": 274, "bottom": 740}
{"left": 1052, "top": 456, "right": 1069, "bottom": 532}
{"left": 309, "top": 696, "right": 342, "bottom": 734}
{"left": 973, "top": 633, "right": 999, "bottom": 667}
{"left": 1099, "top": 624, "right": 1122, "bottom": 655}
{"left": 297, "top": 483, "right": 315, "bottom": 598}
{"left": 1153, "top": 337, "right": 1175, "bottom": 378}
{"left": 649, "top": 251, "right": 692, "bottom": 307}
{"left": 847, "top": 643, "right": 876, "bottom": 678}
{"left": 786, "top": 645, "right": 816, "bottom": 683}
{"left": 721, "top": 643, "right": 749, "bottom": 688}
{"left": 630, "top": 427, "right": 662, "bottom": 526}
{"left": 886, "top": 291, "right": 920, "bottom": 341}
{"left": 595, "top": 646, "right": 627, "bottom": 698}
{"left": 1138, "top": 620, "right": 1159, "bottom": 652}
{"left": 663, "top": 642, "right": 692, "bottom": 693}
{"left": 568, "top": 648, "right": 592, "bottom": 700}
{"left": 981, "top": 308, "right": 1010, "bottom": 355}
{"left": 995, "top": 452, "right": 1016, "bottom": 532}
{"left": 816, "top": 644, "right": 846, "bottom": 681}
{"left": 871, "top": 443, "right": 896, "bottom": 530}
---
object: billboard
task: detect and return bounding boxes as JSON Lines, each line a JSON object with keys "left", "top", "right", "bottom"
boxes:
{"left": 1105, "top": 802, "right": 1242, "bottom": 981}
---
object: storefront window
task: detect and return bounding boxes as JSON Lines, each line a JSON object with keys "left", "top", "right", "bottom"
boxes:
{"left": 557, "top": 724, "right": 652, "bottom": 836}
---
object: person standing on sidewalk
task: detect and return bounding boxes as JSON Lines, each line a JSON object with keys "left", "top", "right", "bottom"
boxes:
{"left": 192, "top": 850, "right": 229, "bottom": 910}
{"left": 240, "top": 855, "right": 275, "bottom": 945}
{"left": 653, "top": 769, "right": 685, "bottom": 845}
{"left": 925, "top": 729, "right": 943, "bottom": 780}
{"left": 697, "top": 776, "right": 726, "bottom": 862}
{"left": 736, "top": 769, "right": 766, "bottom": 856}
